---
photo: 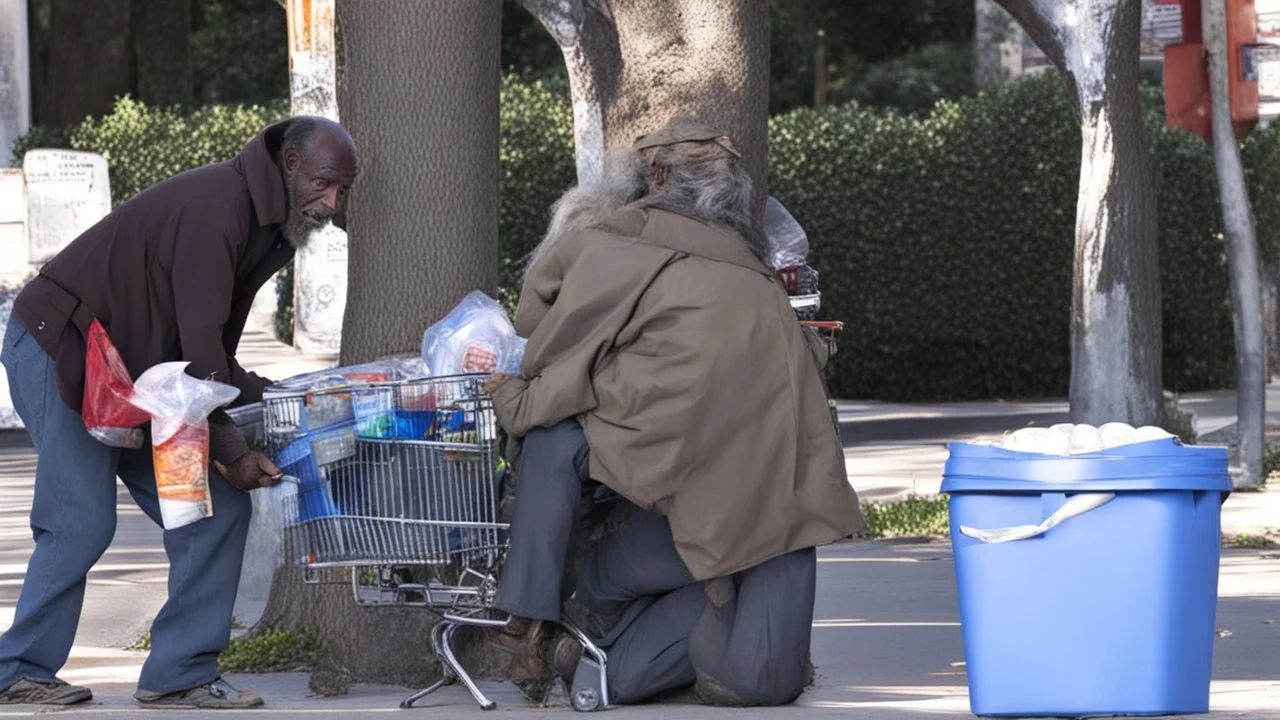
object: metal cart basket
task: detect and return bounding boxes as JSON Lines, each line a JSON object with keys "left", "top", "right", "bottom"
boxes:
{"left": 263, "top": 373, "right": 608, "bottom": 711}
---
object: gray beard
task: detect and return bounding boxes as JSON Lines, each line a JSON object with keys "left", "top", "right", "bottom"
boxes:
{"left": 283, "top": 212, "right": 325, "bottom": 249}
{"left": 282, "top": 188, "right": 328, "bottom": 249}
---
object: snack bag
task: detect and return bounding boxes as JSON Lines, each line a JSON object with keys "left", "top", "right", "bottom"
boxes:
{"left": 129, "top": 362, "right": 241, "bottom": 530}
{"left": 420, "top": 291, "right": 525, "bottom": 377}
{"left": 82, "top": 319, "right": 150, "bottom": 448}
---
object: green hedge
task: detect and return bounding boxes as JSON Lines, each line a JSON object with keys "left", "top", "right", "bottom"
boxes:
{"left": 11, "top": 97, "right": 289, "bottom": 207}
{"left": 497, "top": 75, "right": 577, "bottom": 309}
{"left": 770, "top": 73, "right": 1280, "bottom": 400}
{"left": 14, "top": 75, "right": 1277, "bottom": 401}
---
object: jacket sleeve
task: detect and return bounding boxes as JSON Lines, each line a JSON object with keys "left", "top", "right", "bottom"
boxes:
{"left": 491, "top": 235, "right": 660, "bottom": 437}
{"left": 170, "top": 214, "right": 260, "bottom": 464}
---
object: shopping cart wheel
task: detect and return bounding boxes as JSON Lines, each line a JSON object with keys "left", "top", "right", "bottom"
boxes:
{"left": 569, "top": 654, "right": 608, "bottom": 712}
{"left": 571, "top": 685, "right": 603, "bottom": 712}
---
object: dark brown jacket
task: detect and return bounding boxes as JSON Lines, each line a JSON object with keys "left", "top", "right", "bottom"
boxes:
{"left": 12, "top": 120, "right": 298, "bottom": 464}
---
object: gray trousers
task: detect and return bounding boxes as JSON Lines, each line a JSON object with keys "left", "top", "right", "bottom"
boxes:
{"left": 496, "top": 419, "right": 817, "bottom": 706}
{"left": 0, "top": 317, "right": 253, "bottom": 695}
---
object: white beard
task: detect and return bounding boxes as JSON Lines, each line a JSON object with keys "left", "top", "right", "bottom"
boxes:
{"left": 527, "top": 150, "right": 647, "bottom": 272}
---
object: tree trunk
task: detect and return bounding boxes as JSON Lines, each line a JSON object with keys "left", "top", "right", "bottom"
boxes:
{"left": 1204, "top": 0, "right": 1264, "bottom": 489}
{"left": 25, "top": 0, "right": 49, "bottom": 128}
{"left": 132, "top": 0, "right": 192, "bottom": 108}
{"left": 520, "top": 0, "right": 770, "bottom": 201}
{"left": 997, "top": 0, "right": 1162, "bottom": 427}
{"left": 336, "top": 0, "right": 501, "bottom": 365}
{"left": 255, "top": 0, "right": 502, "bottom": 693}
{"left": 43, "top": 0, "right": 131, "bottom": 126}
{"left": 519, "top": 0, "right": 620, "bottom": 186}
{"left": 612, "top": 0, "right": 769, "bottom": 202}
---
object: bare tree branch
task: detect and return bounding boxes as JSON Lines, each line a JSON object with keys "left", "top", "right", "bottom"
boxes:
{"left": 519, "top": 0, "right": 586, "bottom": 47}
{"left": 994, "top": 0, "right": 1081, "bottom": 115}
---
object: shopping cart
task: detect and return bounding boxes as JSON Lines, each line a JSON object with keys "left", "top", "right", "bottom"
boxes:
{"left": 262, "top": 374, "right": 609, "bottom": 711}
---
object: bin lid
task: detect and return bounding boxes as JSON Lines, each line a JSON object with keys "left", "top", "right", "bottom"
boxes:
{"left": 940, "top": 437, "right": 1232, "bottom": 493}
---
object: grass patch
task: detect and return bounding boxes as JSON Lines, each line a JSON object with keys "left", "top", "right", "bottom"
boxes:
{"left": 218, "top": 628, "right": 316, "bottom": 674}
{"left": 1223, "top": 531, "right": 1279, "bottom": 548}
{"left": 861, "top": 494, "right": 950, "bottom": 539}
{"left": 126, "top": 626, "right": 315, "bottom": 673}
{"left": 1265, "top": 444, "right": 1280, "bottom": 484}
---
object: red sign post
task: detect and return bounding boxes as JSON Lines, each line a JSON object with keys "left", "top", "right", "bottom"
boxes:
{"left": 1164, "top": 0, "right": 1260, "bottom": 143}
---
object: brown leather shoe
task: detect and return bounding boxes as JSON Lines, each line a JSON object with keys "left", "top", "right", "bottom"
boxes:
{"left": 550, "top": 633, "right": 584, "bottom": 681}
{"left": 491, "top": 617, "right": 552, "bottom": 680}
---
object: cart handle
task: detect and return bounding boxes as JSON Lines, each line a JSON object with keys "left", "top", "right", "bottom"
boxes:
{"left": 801, "top": 321, "right": 844, "bottom": 332}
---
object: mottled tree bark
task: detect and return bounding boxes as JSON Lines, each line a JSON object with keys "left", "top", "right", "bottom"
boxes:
{"left": 336, "top": 0, "right": 500, "bottom": 366}
{"left": 257, "top": 0, "right": 503, "bottom": 694}
{"left": 996, "top": 0, "right": 1162, "bottom": 427}
{"left": 519, "top": 0, "right": 770, "bottom": 204}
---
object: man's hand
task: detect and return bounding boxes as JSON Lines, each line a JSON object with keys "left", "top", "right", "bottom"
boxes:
{"left": 483, "top": 373, "right": 510, "bottom": 395}
{"left": 213, "top": 452, "right": 284, "bottom": 491}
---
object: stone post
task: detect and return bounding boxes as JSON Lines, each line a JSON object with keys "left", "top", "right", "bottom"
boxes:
{"left": 287, "top": 0, "right": 347, "bottom": 356}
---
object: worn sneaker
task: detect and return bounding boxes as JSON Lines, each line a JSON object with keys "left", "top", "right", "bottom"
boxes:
{"left": 134, "top": 678, "right": 264, "bottom": 709}
{"left": 0, "top": 677, "right": 92, "bottom": 705}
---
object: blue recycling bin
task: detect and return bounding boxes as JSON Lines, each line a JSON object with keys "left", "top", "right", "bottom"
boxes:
{"left": 940, "top": 437, "right": 1231, "bottom": 717}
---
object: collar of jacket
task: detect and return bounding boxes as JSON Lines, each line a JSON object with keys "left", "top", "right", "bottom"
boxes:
{"left": 231, "top": 120, "right": 290, "bottom": 228}
{"left": 635, "top": 209, "right": 774, "bottom": 277}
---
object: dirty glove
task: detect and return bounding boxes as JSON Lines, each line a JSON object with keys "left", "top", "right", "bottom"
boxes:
{"left": 213, "top": 451, "right": 283, "bottom": 491}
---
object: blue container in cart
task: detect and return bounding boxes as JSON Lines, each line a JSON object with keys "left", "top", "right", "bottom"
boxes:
{"left": 940, "top": 437, "right": 1231, "bottom": 717}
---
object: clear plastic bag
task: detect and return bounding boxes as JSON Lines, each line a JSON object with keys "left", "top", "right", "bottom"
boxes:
{"left": 421, "top": 291, "right": 525, "bottom": 377}
{"left": 129, "top": 362, "right": 241, "bottom": 529}
{"left": 764, "top": 196, "right": 810, "bottom": 271}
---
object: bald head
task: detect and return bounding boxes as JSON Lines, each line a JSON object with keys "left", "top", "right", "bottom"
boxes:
{"left": 278, "top": 116, "right": 358, "bottom": 247}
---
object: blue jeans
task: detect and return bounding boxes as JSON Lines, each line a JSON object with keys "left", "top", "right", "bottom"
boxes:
{"left": 0, "top": 317, "right": 252, "bottom": 694}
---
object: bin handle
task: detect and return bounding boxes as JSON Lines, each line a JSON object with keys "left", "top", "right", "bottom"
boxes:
{"left": 958, "top": 493, "right": 1114, "bottom": 544}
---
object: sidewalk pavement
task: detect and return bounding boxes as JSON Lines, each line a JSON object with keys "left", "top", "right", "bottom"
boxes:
{"left": 0, "top": 332, "right": 1275, "bottom": 718}
{"left": 838, "top": 388, "right": 1280, "bottom": 536}
{"left": 1, "top": 540, "right": 1276, "bottom": 719}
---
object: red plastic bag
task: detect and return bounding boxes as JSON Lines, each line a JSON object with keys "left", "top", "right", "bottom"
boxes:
{"left": 83, "top": 318, "right": 150, "bottom": 448}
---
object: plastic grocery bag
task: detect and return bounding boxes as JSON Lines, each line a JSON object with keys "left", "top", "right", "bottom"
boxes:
{"left": 82, "top": 319, "right": 150, "bottom": 448}
{"left": 763, "top": 196, "right": 810, "bottom": 271}
{"left": 421, "top": 291, "right": 526, "bottom": 377}
{"left": 129, "top": 362, "right": 241, "bottom": 530}
{"left": 996, "top": 422, "right": 1175, "bottom": 456}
